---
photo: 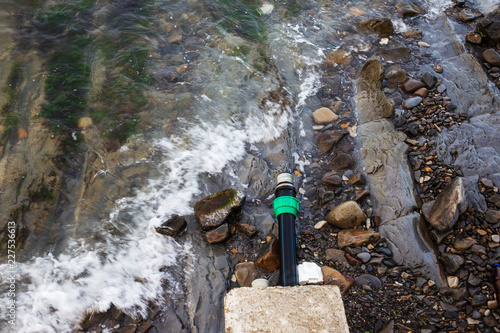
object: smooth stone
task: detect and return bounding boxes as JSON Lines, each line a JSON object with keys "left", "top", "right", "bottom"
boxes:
{"left": 414, "top": 87, "right": 428, "bottom": 98}
{"left": 321, "top": 266, "right": 354, "bottom": 294}
{"left": 377, "top": 247, "right": 392, "bottom": 257}
{"left": 251, "top": 278, "right": 269, "bottom": 288}
{"left": 453, "top": 237, "right": 476, "bottom": 251}
{"left": 317, "top": 130, "right": 348, "bottom": 154}
{"left": 360, "top": 18, "right": 394, "bottom": 35}
{"left": 327, "top": 201, "right": 366, "bottom": 229}
{"left": 325, "top": 248, "right": 350, "bottom": 266}
{"left": 355, "top": 274, "right": 382, "bottom": 290}
{"left": 321, "top": 172, "right": 342, "bottom": 187}
{"left": 457, "top": 8, "right": 482, "bottom": 22}
{"left": 427, "top": 177, "right": 468, "bottom": 232}
{"left": 235, "top": 262, "right": 257, "bottom": 287}
{"left": 437, "top": 84, "right": 447, "bottom": 93}
{"left": 314, "top": 220, "right": 328, "bottom": 230}
{"left": 378, "top": 47, "right": 411, "bottom": 62}
{"left": 465, "top": 31, "right": 482, "bottom": 44}
{"left": 483, "top": 49, "right": 500, "bottom": 67}
{"left": 404, "top": 96, "right": 422, "bottom": 108}
{"left": 313, "top": 107, "right": 338, "bottom": 124}
{"left": 325, "top": 49, "right": 353, "bottom": 66}
{"left": 337, "top": 229, "right": 380, "bottom": 248}
{"left": 357, "top": 252, "right": 371, "bottom": 263}
{"left": 403, "top": 79, "right": 425, "bottom": 93}
{"left": 326, "top": 152, "right": 355, "bottom": 170}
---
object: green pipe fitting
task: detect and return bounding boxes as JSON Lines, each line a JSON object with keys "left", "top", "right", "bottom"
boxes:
{"left": 273, "top": 196, "right": 299, "bottom": 217}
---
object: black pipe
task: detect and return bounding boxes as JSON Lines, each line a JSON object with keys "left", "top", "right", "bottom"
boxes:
{"left": 274, "top": 173, "right": 299, "bottom": 287}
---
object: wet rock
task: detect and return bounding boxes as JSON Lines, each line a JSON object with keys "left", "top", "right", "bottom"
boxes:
{"left": 327, "top": 201, "right": 365, "bottom": 229}
{"left": 356, "top": 58, "right": 395, "bottom": 124}
{"left": 403, "top": 79, "right": 425, "bottom": 93}
{"left": 321, "top": 266, "right": 354, "bottom": 293}
{"left": 312, "top": 107, "right": 338, "bottom": 124}
{"left": 378, "top": 47, "right": 411, "bottom": 62}
{"left": 325, "top": 248, "right": 349, "bottom": 266}
{"left": 320, "top": 75, "right": 342, "bottom": 95}
{"left": 413, "top": 88, "right": 428, "bottom": 98}
{"left": 482, "top": 49, "right": 500, "bottom": 67}
{"left": 422, "top": 72, "right": 437, "bottom": 89}
{"left": 194, "top": 189, "right": 245, "bottom": 231}
{"left": 477, "top": 7, "right": 500, "bottom": 46}
{"left": 485, "top": 210, "right": 500, "bottom": 223}
{"left": 385, "top": 64, "right": 407, "bottom": 84}
{"left": 155, "top": 214, "right": 187, "bottom": 238}
{"left": 205, "top": 223, "right": 229, "bottom": 244}
{"left": 457, "top": 8, "right": 482, "bottom": 22}
{"left": 453, "top": 237, "right": 476, "bottom": 251}
{"left": 255, "top": 238, "right": 279, "bottom": 272}
{"left": 426, "top": 177, "right": 468, "bottom": 232}
{"left": 337, "top": 229, "right": 380, "bottom": 248}
{"left": 490, "top": 194, "right": 500, "bottom": 207}
{"left": 317, "top": 130, "right": 348, "bottom": 154}
{"left": 349, "top": 173, "right": 366, "bottom": 186}
{"left": 236, "top": 223, "right": 258, "bottom": 238}
{"left": 440, "top": 253, "right": 464, "bottom": 274}
{"left": 325, "top": 49, "right": 353, "bottom": 66}
{"left": 326, "top": 152, "right": 354, "bottom": 170}
{"left": 396, "top": 2, "right": 421, "bottom": 17}
{"left": 358, "top": 119, "right": 418, "bottom": 223}
{"left": 355, "top": 274, "right": 382, "bottom": 290}
{"left": 360, "top": 18, "right": 394, "bottom": 35}
{"left": 380, "top": 213, "right": 446, "bottom": 287}
{"left": 321, "top": 172, "right": 342, "bottom": 187}
{"left": 235, "top": 262, "right": 257, "bottom": 287}
{"left": 465, "top": 31, "right": 482, "bottom": 44}
{"left": 404, "top": 97, "right": 422, "bottom": 109}
{"left": 318, "top": 187, "right": 336, "bottom": 205}
{"left": 403, "top": 29, "right": 422, "bottom": 39}
{"left": 357, "top": 252, "right": 371, "bottom": 263}
{"left": 238, "top": 155, "right": 273, "bottom": 199}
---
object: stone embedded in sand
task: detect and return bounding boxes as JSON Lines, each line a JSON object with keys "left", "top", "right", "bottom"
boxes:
{"left": 255, "top": 238, "right": 279, "bottom": 272}
{"left": 321, "top": 266, "right": 354, "bottom": 294}
{"left": 312, "top": 107, "right": 338, "bottom": 124}
{"left": 327, "top": 201, "right": 365, "bottom": 229}
{"left": 317, "top": 130, "right": 347, "bottom": 154}
{"left": 325, "top": 49, "right": 354, "bottom": 66}
{"left": 426, "top": 177, "right": 468, "bottom": 232}
{"left": 194, "top": 189, "right": 245, "bottom": 231}
{"left": 337, "top": 229, "right": 380, "bottom": 248}
{"left": 235, "top": 262, "right": 257, "bottom": 287}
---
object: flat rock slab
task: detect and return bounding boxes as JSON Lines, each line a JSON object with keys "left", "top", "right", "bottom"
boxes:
{"left": 224, "top": 285, "right": 349, "bottom": 333}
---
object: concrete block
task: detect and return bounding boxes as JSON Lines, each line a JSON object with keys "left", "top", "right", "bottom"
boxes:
{"left": 224, "top": 285, "right": 349, "bottom": 333}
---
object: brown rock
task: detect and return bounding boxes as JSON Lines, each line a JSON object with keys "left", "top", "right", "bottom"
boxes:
{"left": 326, "top": 152, "right": 354, "bottom": 170}
{"left": 155, "top": 214, "right": 187, "bottom": 238}
{"left": 427, "top": 177, "right": 468, "bottom": 232}
{"left": 137, "top": 320, "right": 152, "bottom": 333}
{"left": 337, "top": 229, "right": 380, "bottom": 248}
{"left": 78, "top": 117, "right": 93, "bottom": 129}
{"left": 378, "top": 47, "right": 411, "bottom": 62}
{"left": 236, "top": 223, "right": 258, "bottom": 237}
{"left": 194, "top": 189, "right": 245, "bottom": 231}
{"left": 354, "top": 189, "right": 370, "bottom": 202}
{"left": 485, "top": 210, "right": 500, "bottom": 223}
{"left": 465, "top": 31, "right": 482, "bottom": 44}
{"left": 482, "top": 49, "right": 500, "bottom": 67}
{"left": 325, "top": 249, "right": 349, "bottom": 266}
{"left": 312, "top": 107, "right": 338, "bottom": 124}
{"left": 17, "top": 128, "right": 28, "bottom": 139}
{"left": 457, "top": 8, "right": 482, "bottom": 22}
{"left": 489, "top": 194, "right": 500, "bottom": 207}
{"left": 345, "top": 252, "right": 362, "bottom": 266}
{"left": 317, "top": 130, "right": 347, "bottom": 154}
{"left": 360, "top": 18, "right": 394, "bottom": 35}
{"left": 396, "top": 2, "right": 421, "bottom": 17}
{"left": 321, "top": 172, "right": 342, "bottom": 187}
{"left": 205, "top": 223, "right": 229, "bottom": 244}
{"left": 477, "top": 8, "right": 500, "bottom": 46}
{"left": 403, "top": 29, "right": 422, "bottom": 39}
{"left": 235, "top": 262, "right": 257, "bottom": 287}
{"left": 414, "top": 87, "right": 428, "bottom": 97}
{"left": 349, "top": 173, "right": 366, "bottom": 186}
{"left": 325, "top": 49, "right": 353, "bottom": 66}
{"left": 255, "top": 238, "right": 279, "bottom": 272}
{"left": 403, "top": 79, "right": 425, "bottom": 93}
{"left": 385, "top": 64, "right": 407, "bottom": 84}
{"left": 453, "top": 237, "right": 476, "bottom": 251}
{"left": 321, "top": 266, "right": 354, "bottom": 294}
{"left": 327, "top": 201, "right": 365, "bottom": 229}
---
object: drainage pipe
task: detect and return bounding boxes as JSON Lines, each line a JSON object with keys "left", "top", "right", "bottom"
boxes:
{"left": 273, "top": 173, "right": 299, "bottom": 286}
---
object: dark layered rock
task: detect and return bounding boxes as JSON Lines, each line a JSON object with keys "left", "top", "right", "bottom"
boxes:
{"left": 327, "top": 201, "right": 365, "bottom": 229}
{"left": 206, "top": 223, "right": 229, "bottom": 244}
{"left": 476, "top": 7, "right": 500, "bottom": 45}
{"left": 422, "top": 72, "right": 437, "bottom": 89}
{"left": 360, "top": 18, "right": 394, "bottom": 35}
{"left": 317, "top": 130, "right": 348, "bottom": 154}
{"left": 155, "top": 214, "right": 187, "bottom": 238}
{"left": 194, "top": 189, "right": 245, "bottom": 231}
{"left": 356, "top": 58, "right": 395, "bottom": 124}
{"left": 426, "top": 177, "right": 468, "bottom": 232}
{"left": 440, "top": 253, "right": 464, "bottom": 274}
{"left": 255, "top": 238, "right": 279, "bottom": 272}
{"left": 337, "top": 229, "right": 380, "bottom": 248}
{"left": 326, "top": 152, "right": 355, "bottom": 170}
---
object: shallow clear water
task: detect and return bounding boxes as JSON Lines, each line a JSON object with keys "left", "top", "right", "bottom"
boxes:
{"left": 0, "top": 0, "right": 491, "bottom": 331}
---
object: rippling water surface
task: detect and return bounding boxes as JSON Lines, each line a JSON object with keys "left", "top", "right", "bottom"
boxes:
{"left": 0, "top": 0, "right": 490, "bottom": 331}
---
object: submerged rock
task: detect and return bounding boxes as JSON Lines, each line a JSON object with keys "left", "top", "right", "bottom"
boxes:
{"left": 194, "top": 189, "right": 245, "bottom": 231}
{"left": 317, "top": 130, "right": 347, "bottom": 154}
{"left": 360, "top": 18, "right": 394, "bottom": 35}
{"left": 426, "top": 177, "right": 468, "bottom": 232}
{"left": 356, "top": 58, "right": 395, "bottom": 124}
{"left": 327, "top": 201, "right": 365, "bottom": 229}
{"left": 396, "top": 2, "right": 421, "bottom": 17}
{"left": 155, "top": 214, "right": 187, "bottom": 238}
{"left": 457, "top": 8, "right": 482, "bottom": 22}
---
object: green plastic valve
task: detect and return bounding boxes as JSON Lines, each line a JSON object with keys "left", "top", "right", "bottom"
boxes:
{"left": 273, "top": 196, "right": 299, "bottom": 217}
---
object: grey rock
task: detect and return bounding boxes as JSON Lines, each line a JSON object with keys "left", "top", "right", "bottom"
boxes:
{"left": 205, "top": 223, "right": 229, "bottom": 244}
{"left": 440, "top": 253, "right": 464, "bottom": 274}
{"left": 355, "top": 274, "right": 382, "bottom": 290}
{"left": 194, "top": 189, "right": 245, "bottom": 231}
{"left": 426, "top": 177, "right": 468, "bottom": 232}
{"left": 404, "top": 97, "right": 422, "bottom": 108}
{"left": 385, "top": 64, "right": 407, "bottom": 84}
{"left": 318, "top": 187, "right": 336, "bottom": 205}
{"left": 422, "top": 72, "right": 438, "bottom": 89}
{"left": 378, "top": 47, "right": 411, "bottom": 62}
{"left": 379, "top": 213, "right": 446, "bottom": 287}
{"left": 356, "top": 58, "right": 395, "bottom": 124}
{"left": 357, "top": 252, "right": 371, "bottom": 263}
{"left": 483, "top": 49, "right": 500, "bottom": 67}
{"left": 327, "top": 201, "right": 365, "bottom": 229}
{"left": 358, "top": 119, "right": 418, "bottom": 223}
{"left": 485, "top": 210, "right": 500, "bottom": 223}
{"left": 377, "top": 247, "right": 392, "bottom": 257}
{"left": 238, "top": 155, "right": 273, "bottom": 199}
{"left": 437, "top": 84, "right": 447, "bottom": 93}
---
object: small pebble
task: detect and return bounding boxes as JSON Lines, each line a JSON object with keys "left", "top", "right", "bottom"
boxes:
{"left": 418, "top": 41, "right": 430, "bottom": 47}
{"left": 314, "top": 220, "right": 328, "bottom": 229}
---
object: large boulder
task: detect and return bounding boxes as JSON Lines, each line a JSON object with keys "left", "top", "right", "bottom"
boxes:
{"left": 194, "top": 189, "right": 245, "bottom": 231}
{"left": 356, "top": 58, "right": 395, "bottom": 124}
{"left": 476, "top": 7, "right": 500, "bottom": 46}
{"left": 327, "top": 201, "right": 365, "bottom": 229}
{"left": 426, "top": 177, "right": 468, "bottom": 232}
